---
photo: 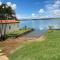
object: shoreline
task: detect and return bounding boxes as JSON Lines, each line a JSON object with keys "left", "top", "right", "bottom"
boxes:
{"left": 0, "top": 34, "right": 44, "bottom": 55}
{"left": 0, "top": 35, "right": 45, "bottom": 60}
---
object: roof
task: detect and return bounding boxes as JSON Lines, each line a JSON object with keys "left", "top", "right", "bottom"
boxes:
{"left": 0, "top": 20, "right": 19, "bottom": 24}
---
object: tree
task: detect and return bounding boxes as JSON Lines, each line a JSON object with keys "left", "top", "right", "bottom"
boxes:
{"left": 0, "top": 3, "right": 16, "bottom": 40}
{"left": 48, "top": 26, "right": 52, "bottom": 30}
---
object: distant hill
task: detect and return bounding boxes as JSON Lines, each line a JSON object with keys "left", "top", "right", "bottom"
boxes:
{"left": 19, "top": 18, "right": 60, "bottom": 20}
{"left": 32, "top": 18, "right": 60, "bottom": 20}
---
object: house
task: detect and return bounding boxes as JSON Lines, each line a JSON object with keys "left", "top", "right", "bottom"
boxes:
{"left": 0, "top": 20, "right": 20, "bottom": 37}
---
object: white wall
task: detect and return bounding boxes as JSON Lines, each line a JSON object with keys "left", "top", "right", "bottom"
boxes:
{"left": 0, "top": 23, "right": 19, "bottom": 36}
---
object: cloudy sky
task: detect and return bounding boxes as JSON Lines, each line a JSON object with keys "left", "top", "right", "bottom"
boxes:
{"left": 0, "top": 0, "right": 60, "bottom": 19}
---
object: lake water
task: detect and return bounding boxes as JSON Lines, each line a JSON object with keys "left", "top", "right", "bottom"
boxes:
{"left": 19, "top": 20, "right": 60, "bottom": 30}
{"left": 19, "top": 20, "right": 60, "bottom": 37}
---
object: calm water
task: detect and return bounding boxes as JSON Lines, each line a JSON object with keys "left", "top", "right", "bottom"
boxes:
{"left": 19, "top": 20, "right": 60, "bottom": 30}
{"left": 19, "top": 20, "right": 60, "bottom": 37}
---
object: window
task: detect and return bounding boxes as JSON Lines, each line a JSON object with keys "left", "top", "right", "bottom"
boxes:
{"left": 9, "top": 25, "right": 11, "bottom": 29}
{"left": 17, "top": 23, "right": 19, "bottom": 27}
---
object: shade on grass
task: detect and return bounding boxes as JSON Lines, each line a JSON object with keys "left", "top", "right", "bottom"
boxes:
{"left": 9, "top": 30, "right": 60, "bottom": 60}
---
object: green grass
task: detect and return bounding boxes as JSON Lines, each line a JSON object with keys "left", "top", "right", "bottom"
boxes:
{"left": 6, "top": 29, "right": 31, "bottom": 38}
{"left": 9, "top": 30, "right": 60, "bottom": 60}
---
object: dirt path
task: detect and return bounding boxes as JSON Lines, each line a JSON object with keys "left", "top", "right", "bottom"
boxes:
{"left": 36, "top": 35, "right": 46, "bottom": 41}
{"left": 0, "top": 34, "right": 46, "bottom": 60}
{"left": 0, "top": 35, "right": 46, "bottom": 60}
{"left": 0, "top": 35, "right": 39, "bottom": 55}
{"left": 0, "top": 55, "right": 8, "bottom": 60}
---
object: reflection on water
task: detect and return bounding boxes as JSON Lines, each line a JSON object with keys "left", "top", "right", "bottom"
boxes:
{"left": 19, "top": 20, "right": 60, "bottom": 30}
{"left": 22, "top": 29, "right": 45, "bottom": 38}
{"left": 19, "top": 20, "right": 60, "bottom": 37}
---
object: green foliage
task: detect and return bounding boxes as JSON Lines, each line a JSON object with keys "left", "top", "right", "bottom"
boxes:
{"left": 48, "top": 26, "right": 53, "bottom": 30}
{"left": 6, "top": 29, "right": 32, "bottom": 38}
{"left": 48, "top": 30, "right": 54, "bottom": 33}
{"left": 48, "top": 26, "right": 54, "bottom": 33}
{"left": 0, "top": 4, "right": 16, "bottom": 20}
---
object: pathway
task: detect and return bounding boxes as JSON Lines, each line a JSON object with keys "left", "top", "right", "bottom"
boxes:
{"left": 0, "top": 30, "right": 44, "bottom": 60}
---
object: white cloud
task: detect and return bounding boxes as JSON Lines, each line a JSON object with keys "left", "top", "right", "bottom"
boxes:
{"left": 36, "top": 0, "right": 60, "bottom": 18}
{"left": 11, "top": 4, "right": 16, "bottom": 10}
{"left": 0, "top": 2, "right": 2, "bottom": 5}
{"left": 17, "top": 0, "right": 60, "bottom": 19}
{"left": 30, "top": 0, "right": 60, "bottom": 19}
{"left": 16, "top": 14, "right": 28, "bottom": 19}
{"left": 32, "top": 13, "right": 40, "bottom": 19}
{"left": 7, "top": 2, "right": 16, "bottom": 10}
{"left": 32, "top": 13, "right": 35, "bottom": 17}
{"left": 55, "top": 0, "right": 60, "bottom": 5}
{"left": 46, "top": 0, "right": 60, "bottom": 18}
{"left": 7, "top": 2, "right": 12, "bottom": 6}
{"left": 16, "top": 14, "right": 21, "bottom": 19}
{"left": 39, "top": 9, "right": 45, "bottom": 13}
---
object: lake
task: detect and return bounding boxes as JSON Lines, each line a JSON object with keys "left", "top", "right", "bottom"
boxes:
{"left": 19, "top": 20, "right": 60, "bottom": 30}
{"left": 19, "top": 20, "right": 60, "bottom": 37}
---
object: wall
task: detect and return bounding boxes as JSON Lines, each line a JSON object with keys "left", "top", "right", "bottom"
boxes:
{"left": 0, "top": 23, "right": 19, "bottom": 37}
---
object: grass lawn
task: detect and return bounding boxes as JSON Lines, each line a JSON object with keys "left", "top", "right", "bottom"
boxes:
{"left": 9, "top": 30, "right": 60, "bottom": 60}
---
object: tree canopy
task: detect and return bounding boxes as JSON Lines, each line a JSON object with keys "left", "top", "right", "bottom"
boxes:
{"left": 0, "top": 3, "right": 17, "bottom": 20}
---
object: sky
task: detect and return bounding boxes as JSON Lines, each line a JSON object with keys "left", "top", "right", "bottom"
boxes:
{"left": 0, "top": 0, "right": 60, "bottom": 19}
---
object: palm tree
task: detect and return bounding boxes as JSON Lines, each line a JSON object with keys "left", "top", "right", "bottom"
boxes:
{"left": 1, "top": 4, "right": 15, "bottom": 19}
{"left": 0, "top": 3, "right": 16, "bottom": 40}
